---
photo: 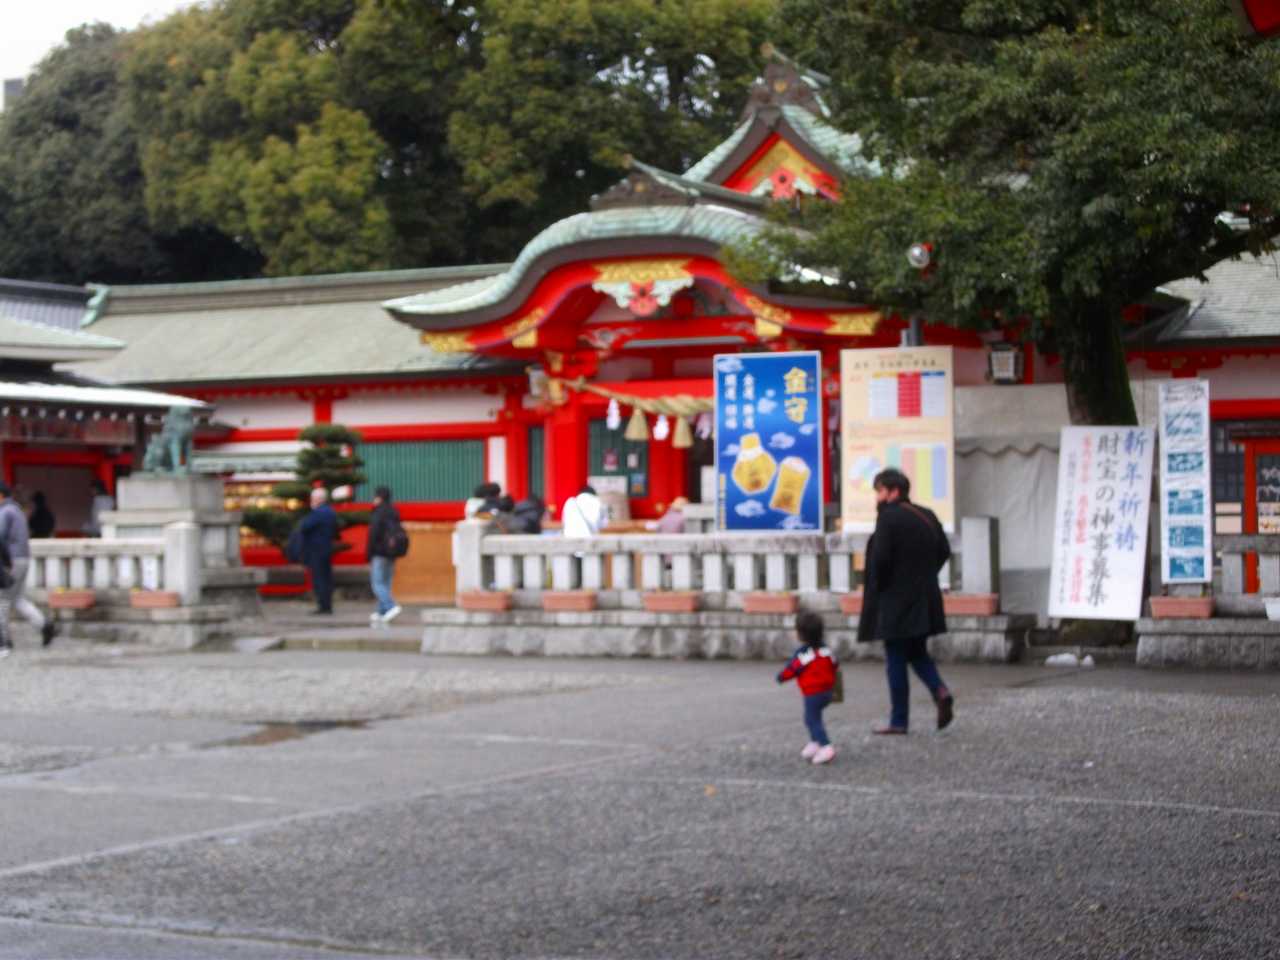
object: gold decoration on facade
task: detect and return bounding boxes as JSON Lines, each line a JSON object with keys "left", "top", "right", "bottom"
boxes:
{"left": 825, "top": 311, "right": 882, "bottom": 336}
{"left": 742, "top": 294, "right": 792, "bottom": 326}
{"left": 421, "top": 331, "right": 473, "bottom": 353}
{"left": 743, "top": 140, "right": 826, "bottom": 189}
{"left": 502, "top": 307, "right": 546, "bottom": 349}
{"left": 592, "top": 259, "right": 693, "bottom": 286}
{"left": 755, "top": 317, "right": 783, "bottom": 339}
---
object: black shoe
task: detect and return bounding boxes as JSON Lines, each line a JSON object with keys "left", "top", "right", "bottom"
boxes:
{"left": 41, "top": 622, "right": 56, "bottom": 647}
{"left": 309, "top": 608, "right": 333, "bottom": 616}
{"left": 936, "top": 692, "right": 955, "bottom": 731}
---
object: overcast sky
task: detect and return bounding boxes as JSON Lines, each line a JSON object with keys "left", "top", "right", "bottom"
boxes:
{"left": 2, "top": 1, "right": 203, "bottom": 85}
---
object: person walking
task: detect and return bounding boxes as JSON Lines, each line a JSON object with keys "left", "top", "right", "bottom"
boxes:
{"left": 777, "top": 611, "right": 840, "bottom": 764}
{"left": 299, "top": 487, "right": 339, "bottom": 615}
{"left": 0, "top": 483, "right": 55, "bottom": 652}
{"left": 856, "top": 468, "right": 955, "bottom": 734}
{"left": 366, "top": 485, "right": 404, "bottom": 627}
{"left": 82, "top": 480, "right": 114, "bottom": 537}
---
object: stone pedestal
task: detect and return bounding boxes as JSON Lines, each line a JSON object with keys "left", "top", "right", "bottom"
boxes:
{"left": 103, "top": 474, "right": 241, "bottom": 570}
{"left": 103, "top": 473, "right": 264, "bottom": 618}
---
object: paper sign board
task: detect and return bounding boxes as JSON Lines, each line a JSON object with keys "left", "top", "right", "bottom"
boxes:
{"left": 839, "top": 346, "right": 955, "bottom": 532}
{"left": 1048, "top": 426, "right": 1155, "bottom": 620}
{"left": 1158, "top": 380, "right": 1212, "bottom": 584}
{"left": 714, "top": 352, "right": 824, "bottom": 532}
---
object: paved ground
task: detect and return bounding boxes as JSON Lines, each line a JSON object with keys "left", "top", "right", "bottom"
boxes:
{"left": 0, "top": 629, "right": 1277, "bottom": 959}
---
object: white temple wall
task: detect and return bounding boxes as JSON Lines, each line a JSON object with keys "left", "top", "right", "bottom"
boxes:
{"left": 332, "top": 389, "right": 501, "bottom": 425}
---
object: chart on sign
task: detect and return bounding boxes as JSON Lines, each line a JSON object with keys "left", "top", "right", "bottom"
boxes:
{"left": 840, "top": 347, "right": 956, "bottom": 532}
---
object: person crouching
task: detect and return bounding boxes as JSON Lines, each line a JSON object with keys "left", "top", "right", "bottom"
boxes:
{"left": 776, "top": 611, "right": 839, "bottom": 765}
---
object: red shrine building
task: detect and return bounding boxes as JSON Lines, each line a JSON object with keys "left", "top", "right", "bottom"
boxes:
{"left": 59, "top": 51, "right": 1280, "bottom": 607}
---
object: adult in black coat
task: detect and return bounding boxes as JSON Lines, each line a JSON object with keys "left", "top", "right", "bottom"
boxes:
{"left": 298, "top": 487, "right": 339, "bottom": 614}
{"left": 856, "top": 468, "right": 955, "bottom": 734}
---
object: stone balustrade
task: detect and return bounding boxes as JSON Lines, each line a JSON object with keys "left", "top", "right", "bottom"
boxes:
{"left": 454, "top": 517, "right": 997, "bottom": 611}
{"left": 28, "top": 521, "right": 202, "bottom": 606}
{"left": 1215, "top": 534, "right": 1280, "bottom": 616}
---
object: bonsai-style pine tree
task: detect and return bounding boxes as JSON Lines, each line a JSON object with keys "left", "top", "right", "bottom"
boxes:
{"left": 242, "top": 424, "right": 367, "bottom": 547}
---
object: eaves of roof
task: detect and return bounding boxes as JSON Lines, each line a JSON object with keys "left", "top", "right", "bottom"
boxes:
{"left": 384, "top": 204, "right": 770, "bottom": 325}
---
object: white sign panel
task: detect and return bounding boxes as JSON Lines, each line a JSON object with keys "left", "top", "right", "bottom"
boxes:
{"left": 1158, "top": 380, "right": 1212, "bottom": 583}
{"left": 1049, "top": 426, "right": 1156, "bottom": 620}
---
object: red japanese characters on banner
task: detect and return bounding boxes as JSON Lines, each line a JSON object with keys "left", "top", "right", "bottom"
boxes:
{"left": 1050, "top": 426, "right": 1156, "bottom": 621}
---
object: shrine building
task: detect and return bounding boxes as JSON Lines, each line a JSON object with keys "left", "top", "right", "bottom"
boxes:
{"left": 59, "top": 50, "right": 1280, "bottom": 609}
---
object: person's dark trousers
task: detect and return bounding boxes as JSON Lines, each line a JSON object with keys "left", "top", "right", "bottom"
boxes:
{"left": 308, "top": 560, "right": 334, "bottom": 613}
{"left": 803, "top": 691, "right": 834, "bottom": 746}
{"left": 885, "top": 635, "right": 947, "bottom": 730}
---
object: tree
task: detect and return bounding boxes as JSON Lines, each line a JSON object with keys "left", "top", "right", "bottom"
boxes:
{"left": 0, "top": 23, "right": 258, "bottom": 284}
{"left": 761, "top": 0, "right": 1280, "bottom": 424}
{"left": 448, "top": 0, "right": 778, "bottom": 253}
{"left": 242, "top": 423, "right": 367, "bottom": 547}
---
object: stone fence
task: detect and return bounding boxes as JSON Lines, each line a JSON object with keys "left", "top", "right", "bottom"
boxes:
{"left": 1216, "top": 534, "right": 1280, "bottom": 617}
{"left": 454, "top": 515, "right": 1000, "bottom": 611}
{"left": 28, "top": 522, "right": 200, "bottom": 605}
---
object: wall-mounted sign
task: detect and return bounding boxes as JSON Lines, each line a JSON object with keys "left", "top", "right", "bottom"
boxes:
{"left": 839, "top": 346, "right": 955, "bottom": 532}
{"left": 1049, "top": 426, "right": 1156, "bottom": 621}
{"left": 1158, "top": 380, "right": 1212, "bottom": 583}
{"left": 714, "top": 351, "right": 823, "bottom": 531}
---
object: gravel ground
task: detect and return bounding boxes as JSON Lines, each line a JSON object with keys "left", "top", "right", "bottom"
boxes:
{"left": 0, "top": 644, "right": 1277, "bottom": 959}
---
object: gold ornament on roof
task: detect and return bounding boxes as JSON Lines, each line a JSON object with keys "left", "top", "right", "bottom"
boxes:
{"left": 502, "top": 307, "right": 546, "bottom": 349}
{"left": 421, "top": 331, "right": 473, "bottom": 352}
{"left": 593, "top": 259, "right": 692, "bottom": 285}
{"left": 826, "top": 311, "right": 882, "bottom": 336}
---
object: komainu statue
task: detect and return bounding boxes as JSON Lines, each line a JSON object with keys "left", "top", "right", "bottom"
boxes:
{"left": 143, "top": 406, "right": 195, "bottom": 474}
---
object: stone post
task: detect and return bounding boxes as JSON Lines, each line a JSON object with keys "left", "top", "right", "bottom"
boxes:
{"left": 960, "top": 516, "right": 1000, "bottom": 596}
{"left": 164, "top": 521, "right": 202, "bottom": 606}
{"left": 453, "top": 520, "right": 489, "bottom": 592}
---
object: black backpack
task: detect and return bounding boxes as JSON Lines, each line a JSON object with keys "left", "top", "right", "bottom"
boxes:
{"left": 384, "top": 519, "right": 410, "bottom": 558}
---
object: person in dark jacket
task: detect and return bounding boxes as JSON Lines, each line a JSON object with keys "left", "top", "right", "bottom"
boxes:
{"left": 299, "top": 487, "right": 339, "bottom": 615}
{"left": 365, "top": 485, "right": 403, "bottom": 626}
{"left": 856, "top": 468, "right": 955, "bottom": 734}
{"left": 507, "top": 497, "right": 545, "bottom": 534}
{"left": 28, "top": 492, "right": 55, "bottom": 539}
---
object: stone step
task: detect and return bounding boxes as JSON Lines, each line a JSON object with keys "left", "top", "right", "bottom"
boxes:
{"left": 1028, "top": 644, "right": 1136, "bottom": 665}
{"left": 279, "top": 629, "right": 421, "bottom": 653}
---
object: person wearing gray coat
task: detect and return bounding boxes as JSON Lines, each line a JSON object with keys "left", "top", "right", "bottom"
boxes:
{"left": 0, "top": 483, "right": 55, "bottom": 654}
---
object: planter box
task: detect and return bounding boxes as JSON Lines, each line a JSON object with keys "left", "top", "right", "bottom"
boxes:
{"left": 838, "top": 592, "right": 864, "bottom": 615}
{"left": 542, "top": 591, "right": 597, "bottom": 612}
{"left": 457, "top": 590, "right": 513, "bottom": 612}
{"left": 643, "top": 591, "right": 700, "bottom": 613}
{"left": 1149, "top": 595, "right": 1214, "bottom": 619}
{"left": 49, "top": 590, "right": 96, "bottom": 610}
{"left": 129, "top": 591, "right": 181, "bottom": 609}
{"left": 944, "top": 593, "right": 999, "bottom": 616}
{"left": 742, "top": 592, "right": 798, "bottom": 615}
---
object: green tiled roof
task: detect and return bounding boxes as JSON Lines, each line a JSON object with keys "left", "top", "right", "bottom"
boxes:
{"left": 780, "top": 106, "right": 881, "bottom": 178}
{"left": 0, "top": 313, "right": 123, "bottom": 356}
{"left": 683, "top": 119, "right": 755, "bottom": 182}
{"left": 385, "top": 204, "right": 768, "bottom": 318}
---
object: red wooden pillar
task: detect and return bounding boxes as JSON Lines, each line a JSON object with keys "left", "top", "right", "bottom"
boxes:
{"left": 545, "top": 393, "right": 588, "bottom": 518}
{"left": 647, "top": 430, "right": 686, "bottom": 514}
{"left": 503, "top": 393, "right": 528, "bottom": 501}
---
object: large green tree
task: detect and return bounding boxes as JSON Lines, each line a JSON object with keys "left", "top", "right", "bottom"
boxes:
{"left": 761, "top": 0, "right": 1280, "bottom": 424}
{"left": 448, "top": 0, "right": 777, "bottom": 253}
{"left": 0, "top": 24, "right": 257, "bottom": 284}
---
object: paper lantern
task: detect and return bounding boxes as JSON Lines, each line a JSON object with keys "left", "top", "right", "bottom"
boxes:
{"left": 624, "top": 407, "right": 649, "bottom": 441}
{"left": 653, "top": 414, "right": 670, "bottom": 441}
{"left": 606, "top": 397, "right": 622, "bottom": 430}
{"left": 672, "top": 415, "right": 693, "bottom": 449}
{"left": 695, "top": 412, "right": 713, "bottom": 439}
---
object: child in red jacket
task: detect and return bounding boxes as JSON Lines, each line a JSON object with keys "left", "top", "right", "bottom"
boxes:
{"left": 776, "top": 611, "right": 839, "bottom": 765}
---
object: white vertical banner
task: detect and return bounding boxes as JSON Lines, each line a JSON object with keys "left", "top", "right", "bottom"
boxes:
{"left": 1158, "top": 380, "right": 1212, "bottom": 583}
{"left": 1049, "top": 426, "right": 1156, "bottom": 621}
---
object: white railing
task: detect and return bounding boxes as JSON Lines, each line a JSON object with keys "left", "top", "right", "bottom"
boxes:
{"left": 455, "top": 518, "right": 996, "bottom": 609}
{"left": 1215, "top": 534, "right": 1280, "bottom": 616}
{"left": 27, "top": 521, "right": 202, "bottom": 605}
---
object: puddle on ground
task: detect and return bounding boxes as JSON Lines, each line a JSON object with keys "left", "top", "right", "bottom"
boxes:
{"left": 214, "top": 719, "right": 369, "bottom": 748}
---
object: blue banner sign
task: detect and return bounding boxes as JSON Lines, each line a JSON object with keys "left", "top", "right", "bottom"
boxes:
{"left": 714, "top": 351, "right": 824, "bottom": 531}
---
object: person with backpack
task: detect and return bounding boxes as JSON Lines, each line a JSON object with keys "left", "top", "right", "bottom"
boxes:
{"left": 367, "top": 485, "right": 407, "bottom": 627}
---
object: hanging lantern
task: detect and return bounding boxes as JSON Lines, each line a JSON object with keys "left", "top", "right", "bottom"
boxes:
{"left": 606, "top": 397, "right": 622, "bottom": 431}
{"left": 624, "top": 406, "right": 649, "bottom": 441}
{"left": 653, "top": 414, "right": 670, "bottom": 442}
{"left": 672, "top": 415, "right": 693, "bottom": 449}
{"left": 695, "top": 411, "right": 713, "bottom": 439}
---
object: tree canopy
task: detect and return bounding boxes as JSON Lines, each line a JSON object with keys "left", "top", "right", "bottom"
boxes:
{"left": 1, "top": 0, "right": 777, "bottom": 283}
{"left": 762, "top": 0, "right": 1280, "bottom": 423}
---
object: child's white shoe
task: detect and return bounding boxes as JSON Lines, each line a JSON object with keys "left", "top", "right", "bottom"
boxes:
{"left": 811, "top": 745, "right": 836, "bottom": 765}
{"left": 800, "top": 741, "right": 820, "bottom": 759}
